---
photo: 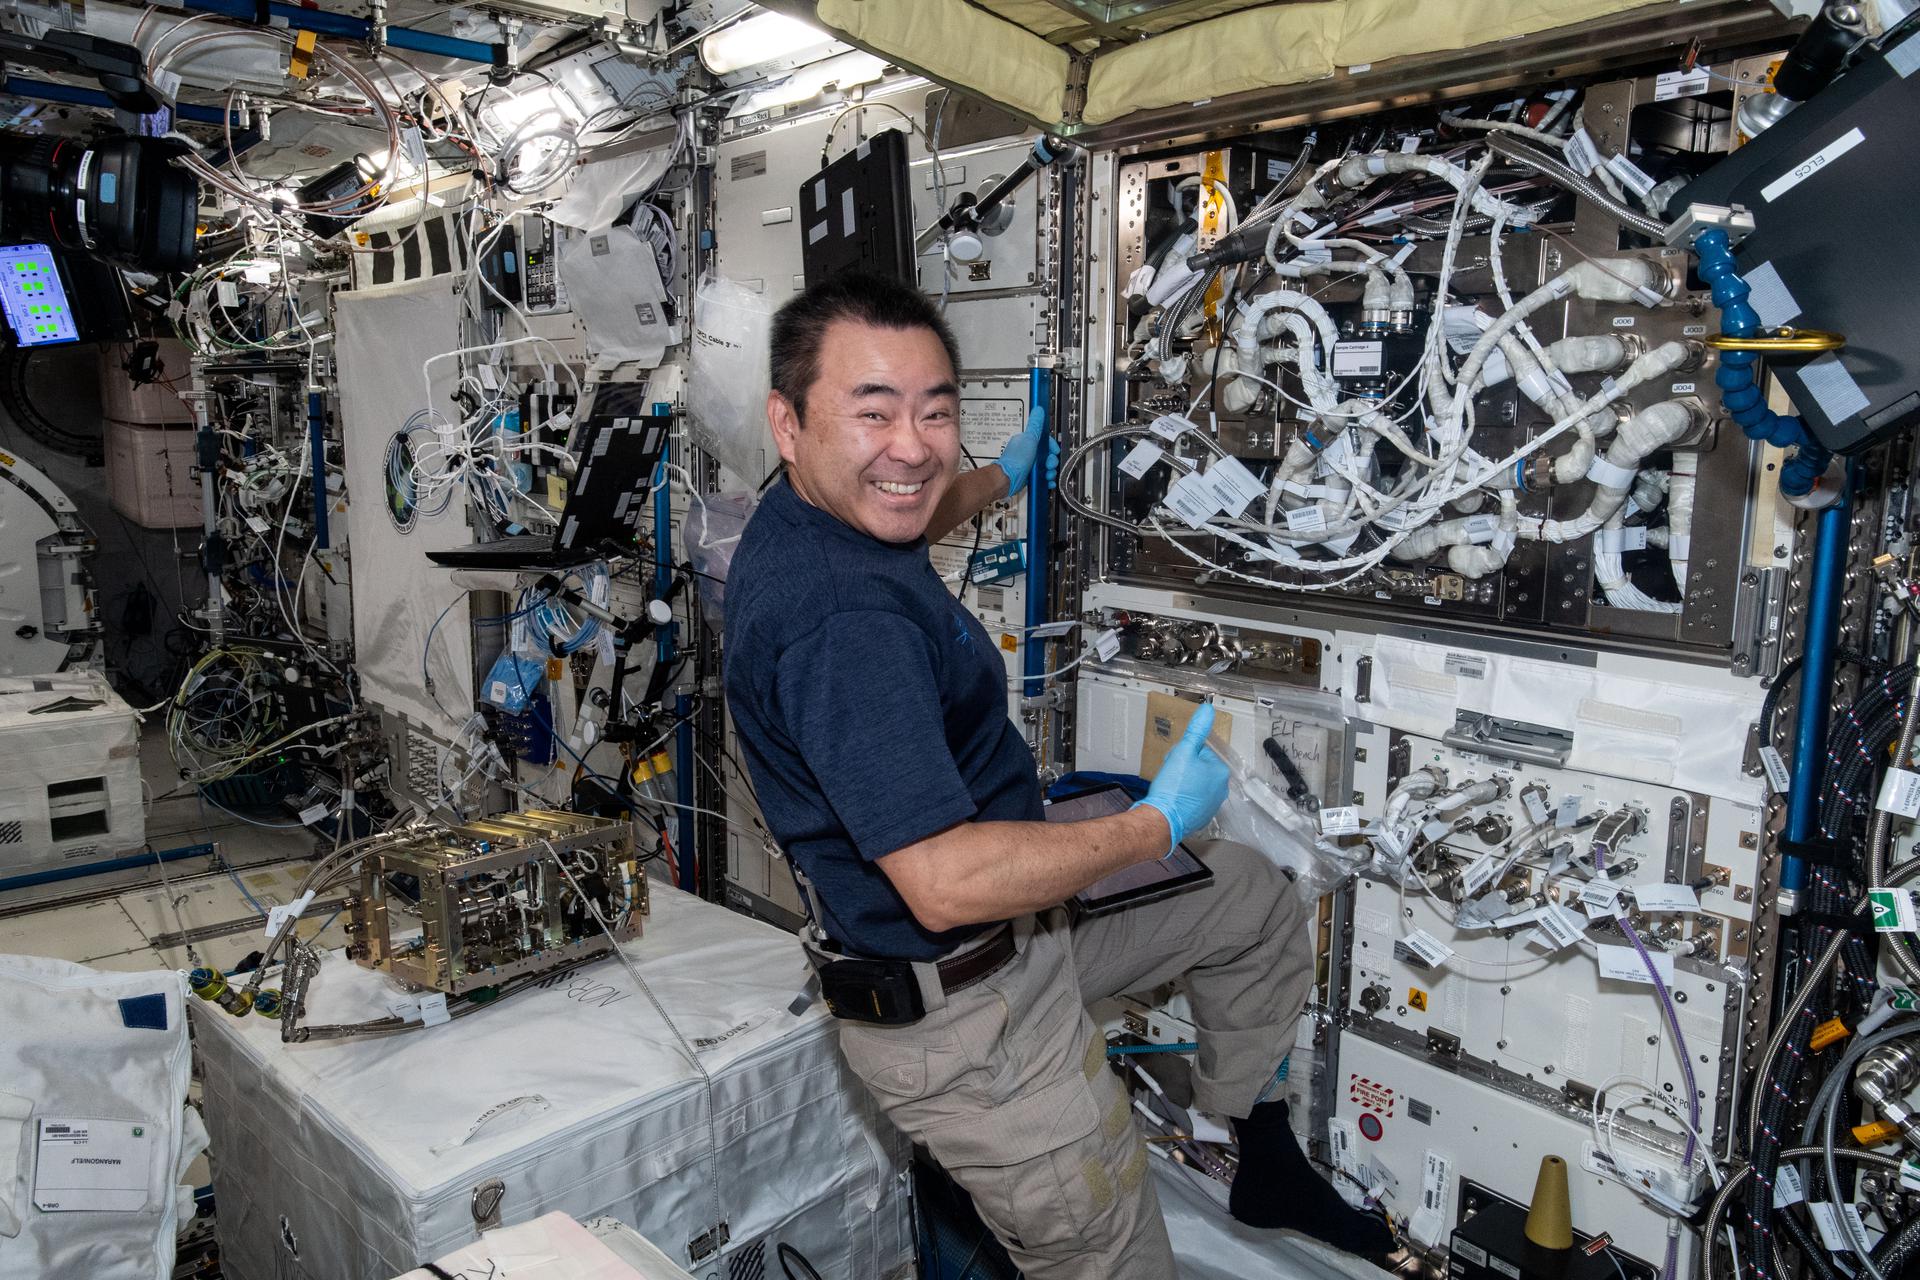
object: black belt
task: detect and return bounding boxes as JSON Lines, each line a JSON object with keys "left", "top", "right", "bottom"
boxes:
{"left": 934, "top": 925, "right": 1016, "bottom": 994}
{"left": 812, "top": 925, "right": 1015, "bottom": 1025}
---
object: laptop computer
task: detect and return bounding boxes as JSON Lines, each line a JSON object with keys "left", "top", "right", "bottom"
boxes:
{"left": 427, "top": 385, "right": 669, "bottom": 571}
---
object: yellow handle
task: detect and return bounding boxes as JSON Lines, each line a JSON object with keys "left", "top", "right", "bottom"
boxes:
{"left": 1703, "top": 328, "right": 1846, "bottom": 353}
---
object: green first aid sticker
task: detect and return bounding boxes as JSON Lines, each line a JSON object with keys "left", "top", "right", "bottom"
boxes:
{"left": 1870, "top": 888, "right": 1918, "bottom": 932}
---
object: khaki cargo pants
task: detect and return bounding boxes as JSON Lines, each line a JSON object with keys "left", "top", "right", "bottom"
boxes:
{"left": 836, "top": 839, "right": 1314, "bottom": 1280}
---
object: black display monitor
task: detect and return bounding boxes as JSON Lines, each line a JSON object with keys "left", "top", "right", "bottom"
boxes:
{"left": 799, "top": 127, "right": 914, "bottom": 285}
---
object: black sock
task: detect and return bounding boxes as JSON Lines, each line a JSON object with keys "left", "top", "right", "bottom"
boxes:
{"left": 1228, "top": 1099, "right": 1396, "bottom": 1259}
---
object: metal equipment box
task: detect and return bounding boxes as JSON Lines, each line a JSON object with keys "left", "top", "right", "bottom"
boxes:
{"left": 349, "top": 809, "right": 645, "bottom": 996}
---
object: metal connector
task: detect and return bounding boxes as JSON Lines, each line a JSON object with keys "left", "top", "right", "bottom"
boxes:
{"left": 1663, "top": 202, "right": 1756, "bottom": 248}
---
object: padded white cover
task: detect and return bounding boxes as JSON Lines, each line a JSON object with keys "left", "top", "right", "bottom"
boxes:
{"left": 193, "top": 886, "right": 912, "bottom": 1279}
{"left": 0, "top": 956, "right": 199, "bottom": 1280}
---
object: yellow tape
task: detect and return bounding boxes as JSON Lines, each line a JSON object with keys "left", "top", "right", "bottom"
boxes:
{"left": 1200, "top": 149, "right": 1228, "bottom": 327}
{"left": 289, "top": 29, "right": 317, "bottom": 80}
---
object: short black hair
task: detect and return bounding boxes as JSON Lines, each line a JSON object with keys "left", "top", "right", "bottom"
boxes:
{"left": 768, "top": 272, "right": 961, "bottom": 420}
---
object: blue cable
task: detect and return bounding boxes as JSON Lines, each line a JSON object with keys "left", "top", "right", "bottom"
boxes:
{"left": 1106, "top": 1041, "right": 1199, "bottom": 1056}
{"left": 194, "top": 795, "right": 274, "bottom": 917}
{"left": 1695, "top": 228, "right": 1831, "bottom": 498}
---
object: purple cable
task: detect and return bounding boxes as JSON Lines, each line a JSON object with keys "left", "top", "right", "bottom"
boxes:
{"left": 1595, "top": 842, "right": 1700, "bottom": 1280}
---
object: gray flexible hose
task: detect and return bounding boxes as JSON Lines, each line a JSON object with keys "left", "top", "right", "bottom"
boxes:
{"left": 1486, "top": 135, "right": 1667, "bottom": 238}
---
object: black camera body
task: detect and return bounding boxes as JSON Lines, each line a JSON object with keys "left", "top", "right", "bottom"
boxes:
{"left": 0, "top": 132, "right": 197, "bottom": 273}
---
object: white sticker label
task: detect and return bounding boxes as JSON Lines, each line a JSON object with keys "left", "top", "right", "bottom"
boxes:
{"left": 33, "top": 1119, "right": 152, "bottom": 1211}
{"left": 246, "top": 514, "right": 270, "bottom": 535}
{"left": 1776, "top": 1164, "right": 1807, "bottom": 1207}
{"left": 1596, "top": 942, "right": 1674, "bottom": 985}
{"left": 1878, "top": 768, "right": 1920, "bottom": 818}
{"left": 1808, "top": 1202, "right": 1856, "bottom": 1253}
{"left": 1654, "top": 66, "right": 1713, "bottom": 100}
{"left": 1444, "top": 653, "right": 1488, "bottom": 680}
{"left": 1565, "top": 128, "right": 1601, "bottom": 176}
{"left": 1164, "top": 472, "right": 1224, "bottom": 528}
{"left": 1461, "top": 514, "right": 1499, "bottom": 545}
{"left": 1149, "top": 414, "right": 1195, "bottom": 442}
{"left": 418, "top": 994, "right": 450, "bottom": 1027}
{"left": 1421, "top": 820, "right": 1453, "bottom": 846}
{"left": 1631, "top": 882, "right": 1701, "bottom": 914}
{"left": 1205, "top": 456, "right": 1267, "bottom": 517}
{"left": 1580, "top": 879, "right": 1622, "bottom": 918}
{"left": 1401, "top": 928, "right": 1454, "bottom": 968}
{"left": 1606, "top": 152, "right": 1658, "bottom": 198}
{"left": 1027, "top": 621, "right": 1079, "bottom": 639}
{"left": 1587, "top": 455, "right": 1637, "bottom": 489}
{"left": 1409, "top": 1151, "right": 1452, "bottom": 1248}
{"left": 1118, "top": 440, "right": 1164, "bottom": 479}
{"left": 1611, "top": 315, "right": 1636, "bottom": 328}
{"left": 1286, "top": 506, "right": 1329, "bottom": 535}
{"left": 1092, "top": 629, "right": 1122, "bottom": 662}
{"left": 265, "top": 889, "right": 316, "bottom": 939}
{"left": 1531, "top": 904, "right": 1586, "bottom": 952}
{"left": 1320, "top": 806, "right": 1361, "bottom": 836}
{"left": 1670, "top": 382, "right": 1696, "bottom": 395}
{"left": 1460, "top": 854, "right": 1498, "bottom": 897}
{"left": 1556, "top": 795, "right": 1582, "bottom": 828}
{"left": 1318, "top": 428, "right": 1356, "bottom": 476}
{"left": 297, "top": 803, "right": 330, "bottom": 826}
{"left": 1522, "top": 790, "right": 1550, "bottom": 825}
{"left": 1760, "top": 746, "right": 1792, "bottom": 794}
{"left": 385, "top": 995, "right": 422, "bottom": 1022}
{"left": 1761, "top": 127, "right": 1867, "bottom": 204}
{"left": 1333, "top": 341, "right": 1385, "bottom": 377}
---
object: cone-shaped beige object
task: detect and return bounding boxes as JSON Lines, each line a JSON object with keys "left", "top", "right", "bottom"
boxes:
{"left": 1524, "top": 1155, "right": 1574, "bottom": 1250}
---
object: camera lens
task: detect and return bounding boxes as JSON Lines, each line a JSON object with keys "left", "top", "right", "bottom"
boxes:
{"left": 0, "top": 133, "right": 196, "bottom": 271}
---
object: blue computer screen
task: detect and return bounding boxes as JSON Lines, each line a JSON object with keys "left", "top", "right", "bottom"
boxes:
{"left": 0, "top": 245, "right": 79, "bottom": 347}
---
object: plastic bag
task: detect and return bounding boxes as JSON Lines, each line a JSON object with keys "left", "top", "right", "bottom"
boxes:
{"left": 1209, "top": 739, "right": 1367, "bottom": 900}
{"left": 687, "top": 274, "right": 776, "bottom": 486}
{"left": 682, "top": 490, "right": 758, "bottom": 624}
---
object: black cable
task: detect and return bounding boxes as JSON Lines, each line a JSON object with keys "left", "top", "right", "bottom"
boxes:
{"left": 776, "top": 1242, "right": 823, "bottom": 1280}
{"left": 1777, "top": 1205, "right": 1842, "bottom": 1280}
{"left": 1762, "top": 648, "right": 1880, "bottom": 743}
{"left": 1869, "top": 1206, "right": 1920, "bottom": 1274}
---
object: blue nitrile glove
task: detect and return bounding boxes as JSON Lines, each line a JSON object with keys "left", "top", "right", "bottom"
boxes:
{"left": 993, "top": 406, "right": 1059, "bottom": 497}
{"left": 1133, "top": 702, "right": 1230, "bottom": 855}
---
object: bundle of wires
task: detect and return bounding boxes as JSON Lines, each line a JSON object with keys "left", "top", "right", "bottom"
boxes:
{"left": 167, "top": 646, "right": 351, "bottom": 784}
{"left": 1076, "top": 92, "right": 1699, "bottom": 604}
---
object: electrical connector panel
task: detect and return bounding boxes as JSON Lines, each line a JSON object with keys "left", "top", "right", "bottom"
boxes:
{"left": 1086, "top": 55, "right": 1790, "bottom": 663}
{"left": 347, "top": 808, "right": 646, "bottom": 997}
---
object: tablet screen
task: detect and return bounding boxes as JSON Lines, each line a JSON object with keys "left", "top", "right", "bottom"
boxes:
{"left": 1045, "top": 786, "right": 1210, "bottom": 905}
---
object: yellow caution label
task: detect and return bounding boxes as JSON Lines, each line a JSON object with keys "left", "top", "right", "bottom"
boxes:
{"left": 1854, "top": 1119, "right": 1902, "bottom": 1146}
{"left": 289, "top": 29, "right": 318, "bottom": 79}
{"left": 999, "top": 633, "right": 1018, "bottom": 653}
{"left": 1407, "top": 987, "right": 1428, "bottom": 1012}
{"left": 1810, "top": 1016, "right": 1851, "bottom": 1052}
{"left": 544, "top": 658, "right": 566, "bottom": 681}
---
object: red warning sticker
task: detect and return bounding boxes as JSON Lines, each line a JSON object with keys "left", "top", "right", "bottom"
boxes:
{"left": 1347, "top": 1074, "right": 1397, "bottom": 1116}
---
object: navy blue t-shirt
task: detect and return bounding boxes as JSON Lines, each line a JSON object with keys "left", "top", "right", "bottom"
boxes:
{"left": 723, "top": 478, "right": 1043, "bottom": 960}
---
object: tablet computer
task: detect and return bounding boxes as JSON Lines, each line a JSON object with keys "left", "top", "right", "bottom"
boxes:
{"left": 1046, "top": 784, "right": 1214, "bottom": 916}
